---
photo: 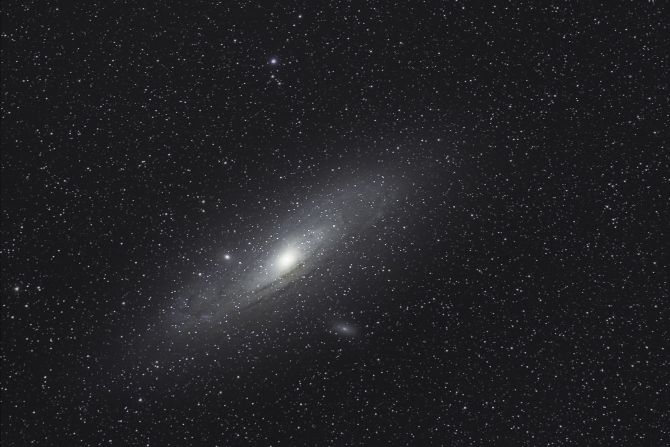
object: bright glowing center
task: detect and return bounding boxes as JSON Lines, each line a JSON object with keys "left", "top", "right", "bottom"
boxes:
{"left": 277, "top": 249, "right": 298, "bottom": 271}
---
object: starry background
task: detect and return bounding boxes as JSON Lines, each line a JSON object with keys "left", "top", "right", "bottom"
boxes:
{"left": 2, "top": 1, "right": 669, "bottom": 446}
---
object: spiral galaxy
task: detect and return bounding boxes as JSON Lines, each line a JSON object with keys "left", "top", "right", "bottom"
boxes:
{"left": 171, "top": 172, "right": 402, "bottom": 330}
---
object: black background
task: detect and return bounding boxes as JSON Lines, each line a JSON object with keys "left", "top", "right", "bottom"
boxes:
{"left": 2, "top": 1, "right": 668, "bottom": 445}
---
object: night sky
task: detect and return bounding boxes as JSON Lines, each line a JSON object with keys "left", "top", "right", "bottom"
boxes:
{"left": 2, "top": 1, "right": 669, "bottom": 446}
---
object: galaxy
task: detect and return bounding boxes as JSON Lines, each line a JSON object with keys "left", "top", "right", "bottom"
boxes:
{"left": 3, "top": 2, "right": 668, "bottom": 446}
{"left": 170, "top": 171, "right": 403, "bottom": 331}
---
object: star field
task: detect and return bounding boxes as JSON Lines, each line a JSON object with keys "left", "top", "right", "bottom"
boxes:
{"left": 2, "top": 1, "right": 668, "bottom": 446}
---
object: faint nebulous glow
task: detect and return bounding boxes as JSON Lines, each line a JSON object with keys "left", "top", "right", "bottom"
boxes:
{"left": 333, "top": 322, "right": 359, "bottom": 337}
